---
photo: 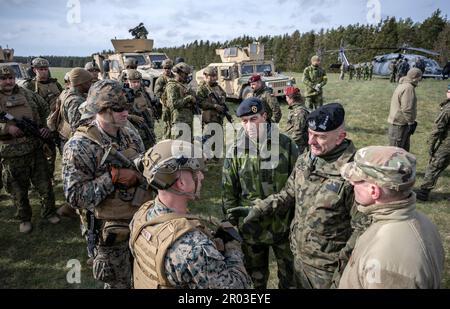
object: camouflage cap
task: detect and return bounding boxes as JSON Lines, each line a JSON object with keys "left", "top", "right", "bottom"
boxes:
{"left": 172, "top": 62, "right": 192, "bottom": 75}
{"left": 162, "top": 59, "right": 174, "bottom": 69}
{"left": 84, "top": 61, "right": 100, "bottom": 72}
{"left": 0, "top": 65, "right": 16, "bottom": 78}
{"left": 142, "top": 139, "right": 206, "bottom": 190}
{"left": 124, "top": 69, "right": 142, "bottom": 80}
{"left": 32, "top": 57, "right": 49, "bottom": 68}
{"left": 83, "top": 79, "right": 130, "bottom": 117}
{"left": 311, "top": 55, "right": 321, "bottom": 63}
{"left": 203, "top": 66, "right": 218, "bottom": 76}
{"left": 69, "top": 67, "right": 93, "bottom": 87}
{"left": 341, "top": 146, "right": 416, "bottom": 191}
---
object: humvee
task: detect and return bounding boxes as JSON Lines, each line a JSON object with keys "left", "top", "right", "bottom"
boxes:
{"left": 93, "top": 38, "right": 169, "bottom": 98}
{"left": 195, "top": 42, "right": 295, "bottom": 100}
{"left": 0, "top": 46, "right": 31, "bottom": 82}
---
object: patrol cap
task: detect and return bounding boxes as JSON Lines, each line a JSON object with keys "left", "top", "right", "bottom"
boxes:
{"left": 84, "top": 61, "right": 100, "bottom": 72}
{"left": 69, "top": 67, "right": 93, "bottom": 87}
{"left": 125, "top": 69, "right": 142, "bottom": 80}
{"left": 32, "top": 57, "right": 49, "bottom": 68}
{"left": 248, "top": 74, "right": 261, "bottom": 83}
{"left": 236, "top": 97, "right": 264, "bottom": 117}
{"left": 82, "top": 79, "right": 130, "bottom": 118}
{"left": 162, "top": 59, "right": 174, "bottom": 69}
{"left": 203, "top": 66, "right": 218, "bottom": 76}
{"left": 341, "top": 146, "right": 416, "bottom": 191}
{"left": 307, "top": 103, "right": 345, "bottom": 132}
{"left": 284, "top": 86, "right": 300, "bottom": 96}
{"left": 172, "top": 62, "right": 192, "bottom": 75}
{"left": 142, "top": 139, "right": 206, "bottom": 190}
{"left": 0, "top": 65, "right": 16, "bottom": 78}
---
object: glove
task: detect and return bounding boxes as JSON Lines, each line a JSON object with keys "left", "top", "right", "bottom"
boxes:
{"left": 110, "top": 167, "right": 140, "bottom": 187}
{"left": 128, "top": 114, "right": 145, "bottom": 126}
{"left": 243, "top": 207, "right": 264, "bottom": 224}
{"left": 215, "top": 104, "right": 225, "bottom": 113}
{"left": 408, "top": 121, "right": 418, "bottom": 135}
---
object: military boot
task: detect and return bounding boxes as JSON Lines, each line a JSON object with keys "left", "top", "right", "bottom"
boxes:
{"left": 416, "top": 189, "right": 430, "bottom": 202}
{"left": 19, "top": 222, "right": 33, "bottom": 234}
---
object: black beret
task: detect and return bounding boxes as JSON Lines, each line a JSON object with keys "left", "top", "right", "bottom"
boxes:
{"left": 307, "top": 103, "right": 345, "bottom": 132}
{"left": 236, "top": 97, "right": 264, "bottom": 117}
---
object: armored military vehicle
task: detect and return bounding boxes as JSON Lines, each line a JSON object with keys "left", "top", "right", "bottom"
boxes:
{"left": 0, "top": 46, "right": 31, "bottom": 81}
{"left": 93, "top": 36, "right": 169, "bottom": 98}
{"left": 195, "top": 42, "right": 295, "bottom": 100}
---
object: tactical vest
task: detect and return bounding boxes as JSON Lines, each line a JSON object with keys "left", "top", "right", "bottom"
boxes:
{"left": 73, "top": 125, "right": 152, "bottom": 220}
{"left": 130, "top": 201, "right": 214, "bottom": 289}
{"left": 33, "top": 78, "right": 61, "bottom": 109}
{"left": 0, "top": 90, "right": 37, "bottom": 145}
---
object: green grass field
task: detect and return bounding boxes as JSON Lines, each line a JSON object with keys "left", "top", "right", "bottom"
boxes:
{"left": 0, "top": 67, "right": 448, "bottom": 288}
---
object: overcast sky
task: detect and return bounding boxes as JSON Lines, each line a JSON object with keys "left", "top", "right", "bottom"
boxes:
{"left": 0, "top": 0, "right": 448, "bottom": 56}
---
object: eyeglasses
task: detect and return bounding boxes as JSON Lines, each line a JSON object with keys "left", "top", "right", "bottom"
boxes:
{"left": 111, "top": 106, "right": 127, "bottom": 113}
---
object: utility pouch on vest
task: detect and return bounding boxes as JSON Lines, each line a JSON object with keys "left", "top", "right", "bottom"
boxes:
{"left": 102, "top": 220, "right": 131, "bottom": 245}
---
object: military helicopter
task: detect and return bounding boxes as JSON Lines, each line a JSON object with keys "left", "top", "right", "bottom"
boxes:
{"left": 322, "top": 41, "right": 443, "bottom": 79}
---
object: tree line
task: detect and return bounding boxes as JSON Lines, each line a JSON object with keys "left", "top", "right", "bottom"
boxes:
{"left": 13, "top": 10, "right": 449, "bottom": 72}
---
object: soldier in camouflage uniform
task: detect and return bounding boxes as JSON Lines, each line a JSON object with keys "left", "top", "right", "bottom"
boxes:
{"left": 62, "top": 79, "right": 151, "bottom": 288}
{"left": 123, "top": 69, "right": 156, "bottom": 150}
{"left": 130, "top": 139, "right": 253, "bottom": 289}
{"left": 164, "top": 62, "right": 198, "bottom": 141}
{"left": 197, "top": 66, "right": 228, "bottom": 126}
{"left": 363, "top": 63, "right": 369, "bottom": 81}
{"left": 284, "top": 86, "right": 309, "bottom": 154}
{"left": 0, "top": 65, "right": 59, "bottom": 233}
{"left": 368, "top": 62, "right": 374, "bottom": 81}
{"left": 118, "top": 58, "right": 138, "bottom": 83}
{"left": 416, "top": 85, "right": 450, "bottom": 201}
{"left": 389, "top": 60, "right": 398, "bottom": 83}
{"left": 338, "top": 146, "right": 444, "bottom": 289}
{"left": 154, "top": 59, "right": 174, "bottom": 139}
{"left": 355, "top": 65, "right": 362, "bottom": 81}
{"left": 302, "top": 56, "right": 328, "bottom": 110}
{"left": 232, "top": 103, "right": 369, "bottom": 289}
{"left": 339, "top": 63, "right": 345, "bottom": 81}
{"left": 348, "top": 64, "right": 355, "bottom": 81}
{"left": 249, "top": 74, "right": 282, "bottom": 123}
{"left": 85, "top": 62, "right": 101, "bottom": 83}
{"left": 224, "top": 98, "right": 299, "bottom": 289}
{"left": 23, "top": 57, "right": 63, "bottom": 179}
{"left": 59, "top": 68, "right": 92, "bottom": 147}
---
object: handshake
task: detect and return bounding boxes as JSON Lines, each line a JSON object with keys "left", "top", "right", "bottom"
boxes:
{"left": 225, "top": 206, "right": 264, "bottom": 226}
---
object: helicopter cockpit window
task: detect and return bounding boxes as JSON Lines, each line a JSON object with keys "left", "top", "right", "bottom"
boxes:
{"left": 241, "top": 65, "right": 254, "bottom": 75}
{"left": 224, "top": 48, "right": 238, "bottom": 58}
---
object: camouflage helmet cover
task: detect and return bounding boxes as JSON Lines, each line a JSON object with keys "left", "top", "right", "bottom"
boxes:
{"left": 0, "top": 65, "right": 16, "bottom": 78}
{"left": 142, "top": 139, "right": 206, "bottom": 190}
{"left": 203, "top": 66, "right": 218, "bottom": 76}
{"left": 32, "top": 57, "right": 50, "bottom": 68}
{"left": 311, "top": 55, "right": 321, "bottom": 63}
{"left": 82, "top": 79, "right": 130, "bottom": 118}
{"left": 341, "top": 146, "right": 416, "bottom": 191}
{"left": 84, "top": 61, "right": 100, "bottom": 72}
{"left": 124, "top": 69, "right": 142, "bottom": 80}
{"left": 172, "top": 62, "right": 192, "bottom": 75}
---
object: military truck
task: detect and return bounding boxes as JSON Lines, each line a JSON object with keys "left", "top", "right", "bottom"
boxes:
{"left": 0, "top": 46, "right": 31, "bottom": 81}
{"left": 93, "top": 38, "right": 169, "bottom": 98}
{"left": 195, "top": 42, "right": 295, "bottom": 100}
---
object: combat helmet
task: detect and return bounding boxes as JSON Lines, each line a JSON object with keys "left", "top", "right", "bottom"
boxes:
{"left": 32, "top": 57, "right": 49, "bottom": 68}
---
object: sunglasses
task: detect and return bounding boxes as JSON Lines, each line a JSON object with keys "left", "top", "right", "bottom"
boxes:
{"left": 111, "top": 106, "right": 128, "bottom": 113}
